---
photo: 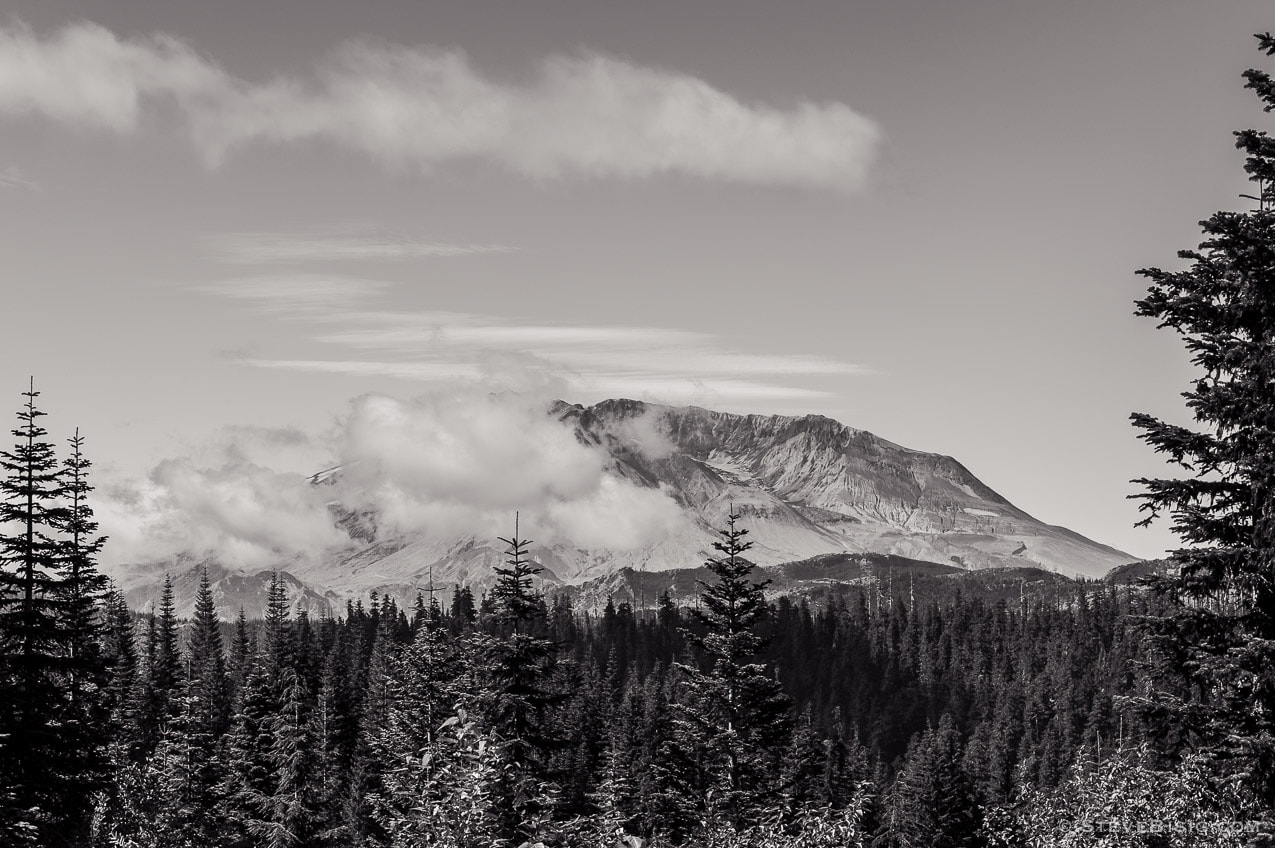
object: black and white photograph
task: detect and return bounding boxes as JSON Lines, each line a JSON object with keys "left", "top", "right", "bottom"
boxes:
{"left": 1, "top": 1, "right": 1273, "bottom": 845}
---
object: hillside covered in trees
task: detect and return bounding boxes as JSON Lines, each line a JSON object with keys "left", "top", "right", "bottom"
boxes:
{"left": 7, "top": 26, "right": 1275, "bottom": 848}
{"left": 0, "top": 384, "right": 1259, "bottom": 847}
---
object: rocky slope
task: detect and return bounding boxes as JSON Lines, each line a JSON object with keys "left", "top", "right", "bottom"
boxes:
{"left": 115, "top": 399, "right": 1136, "bottom": 616}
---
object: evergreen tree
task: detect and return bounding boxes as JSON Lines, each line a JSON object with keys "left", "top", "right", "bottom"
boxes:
{"left": 51, "top": 428, "right": 112, "bottom": 841}
{"left": 224, "top": 658, "right": 280, "bottom": 848}
{"left": 189, "top": 567, "right": 232, "bottom": 737}
{"left": 482, "top": 516, "right": 563, "bottom": 842}
{"left": 228, "top": 606, "right": 253, "bottom": 699}
{"left": 258, "top": 667, "right": 321, "bottom": 848}
{"left": 175, "top": 568, "right": 233, "bottom": 844}
{"left": 0, "top": 380, "right": 71, "bottom": 844}
{"left": 370, "top": 591, "right": 472, "bottom": 842}
{"left": 883, "top": 715, "right": 983, "bottom": 848}
{"left": 262, "top": 572, "right": 295, "bottom": 678}
{"left": 55, "top": 429, "right": 109, "bottom": 700}
{"left": 138, "top": 575, "right": 183, "bottom": 756}
{"left": 450, "top": 584, "right": 477, "bottom": 628}
{"left": 91, "top": 588, "right": 142, "bottom": 841}
{"left": 669, "top": 511, "right": 793, "bottom": 832}
{"left": 1129, "top": 31, "right": 1275, "bottom": 819}
{"left": 100, "top": 587, "right": 141, "bottom": 768}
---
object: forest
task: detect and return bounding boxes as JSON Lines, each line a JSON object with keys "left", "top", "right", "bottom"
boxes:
{"left": 0, "top": 388, "right": 1260, "bottom": 847}
{"left": 4, "top": 25, "right": 1275, "bottom": 848}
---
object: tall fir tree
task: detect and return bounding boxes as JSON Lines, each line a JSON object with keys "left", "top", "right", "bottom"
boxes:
{"left": 669, "top": 510, "right": 793, "bottom": 832}
{"left": 0, "top": 380, "right": 71, "bottom": 844}
{"left": 482, "top": 516, "right": 563, "bottom": 842}
{"left": 172, "top": 568, "right": 233, "bottom": 844}
{"left": 138, "top": 574, "right": 183, "bottom": 756}
{"left": 51, "top": 428, "right": 111, "bottom": 843}
{"left": 882, "top": 714, "right": 984, "bottom": 848}
{"left": 1129, "top": 31, "right": 1275, "bottom": 820}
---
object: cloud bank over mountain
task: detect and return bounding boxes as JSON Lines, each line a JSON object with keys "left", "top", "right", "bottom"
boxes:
{"left": 97, "top": 391, "right": 681, "bottom": 568}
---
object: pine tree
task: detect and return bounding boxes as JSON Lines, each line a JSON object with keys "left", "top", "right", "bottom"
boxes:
{"left": 257, "top": 667, "right": 321, "bottom": 848}
{"left": 669, "top": 510, "right": 793, "bottom": 832}
{"left": 55, "top": 429, "right": 109, "bottom": 696}
{"left": 883, "top": 715, "right": 983, "bottom": 848}
{"left": 168, "top": 568, "right": 233, "bottom": 844}
{"left": 138, "top": 575, "right": 183, "bottom": 756}
{"left": 481, "top": 516, "right": 563, "bottom": 842}
{"left": 1128, "top": 32, "right": 1275, "bottom": 819}
{"left": 51, "top": 428, "right": 112, "bottom": 841}
{"left": 371, "top": 591, "right": 472, "bottom": 842}
{"left": 95, "top": 587, "right": 142, "bottom": 840}
{"left": 228, "top": 606, "right": 253, "bottom": 699}
{"left": 188, "top": 568, "right": 232, "bottom": 738}
{"left": 343, "top": 595, "right": 398, "bottom": 847}
{"left": 262, "top": 572, "right": 294, "bottom": 678}
{"left": 101, "top": 588, "right": 140, "bottom": 742}
{"left": 224, "top": 658, "right": 280, "bottom": 848}
{"left": 450, "top": 585, "right": 477, "bottom": 630}
{"left": 0, "top": 380, "right": 70, "bottom": 844}
{"left": 313, "top": 626, "right": 360, "bottom": 844}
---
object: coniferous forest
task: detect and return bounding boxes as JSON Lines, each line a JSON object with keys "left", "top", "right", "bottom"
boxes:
{"left": 6, "top": 26, "right": 1275, "bottom": 848}
{"left": 0, "top": 385, "right": 1263, "bottom": 848}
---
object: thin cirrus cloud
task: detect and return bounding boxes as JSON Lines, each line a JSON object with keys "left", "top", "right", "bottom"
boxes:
{"left": 0, "top": 20, "right": 882, "bottom": 191}
{"left": 199, "top": 275, "right": 872, "bottom": 403}
{"left": 0, "top": 165, "right": 39, "bottom": 190}
{"left": 212, "top": 232, "right": 515, "bottom": 264}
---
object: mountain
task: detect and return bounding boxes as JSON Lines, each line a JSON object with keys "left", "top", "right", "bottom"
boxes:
{"left": 569, "top": 553, "right": 1087, "bottom": 612}
{"left": 112, "top": 399, "right": 1137, "bottom": 616}
{"left": 121, "top": 556, "right": 344, "bottom": 619}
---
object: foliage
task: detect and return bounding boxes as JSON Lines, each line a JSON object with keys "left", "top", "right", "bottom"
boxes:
{"left": 1128, "top": 31, "right": 1275, "bottom": 820}
{"left": 997, "top": 746, "right": 1256, "bottom": 848}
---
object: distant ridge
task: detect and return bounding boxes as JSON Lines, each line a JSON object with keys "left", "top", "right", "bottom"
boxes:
{"left": 112, "top": 399, "right": 1138, "bottom": 616}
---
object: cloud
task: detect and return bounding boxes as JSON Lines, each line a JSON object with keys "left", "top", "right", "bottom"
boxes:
{"left": 97, "top": 459, "right": 348, "bottom": 568}
{"left": 213, "top": 232, "right": 514, "bottom": 264}
{"left": 0, "top": 21, "right": 881, "bottom": 191}
{"left": 329, "top": 391, "right": 682, "bottom": 547}
{"left": 244, "top": 358, "right": 481, "bottom": 381}
{"left": 197, "top": 273, "right": 870, "bottom": 403}
{"left": 604, "top": 405, "right": 677, "bottom": 461}
{"left": 0, "top": 21, "right": 223, "bottom": 131}
{"left": 194, "top": 275, "right": 392, "bottom": 315}
{"left": 96, "top": 389, "right": 683, "bottom": 566}
{"left": 0, "top": 165, "right": 39, "bottom": 190}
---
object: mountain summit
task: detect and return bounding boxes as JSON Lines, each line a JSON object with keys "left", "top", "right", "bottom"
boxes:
{"left": 120, "top": 399, "right": 1134, "bottom": 613}
{"left": 299, "top": 399, "right": 1131, "bottom": 599}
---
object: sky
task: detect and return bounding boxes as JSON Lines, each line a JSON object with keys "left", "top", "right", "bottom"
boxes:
{"left": 1, "top": 0, "right": 1271, "bottom": 566}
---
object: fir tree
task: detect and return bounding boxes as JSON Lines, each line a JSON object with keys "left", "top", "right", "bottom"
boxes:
{"left": 228, "top": 606, "right": 253, "bottom": 699}
{"left": 1128, "top": 31, "right": 1275, "bottom": 819}
{"left": 170, "top": 568, "right": 233, "bottom": 844}
{"left": 55, "top": 429, "right": 109, "bottom": 698}
{"left": 51, "top": 428, "right": 112, "bottom": 841}
{"left": 0, "top": 380, "right": 71, "bottom": 844}
{"left": 138, "top": 575, "right": 183, "bottom": 756}
{"left": 189, "top": 567, "right": 232, "bottom": 738}
{"left": 262, "top": 572, "right": 294, "bottom": 678}
{"left": 883, "top": 715, "right": 983, "bottom": 848}
{"left": 669, "top": 510, "right": 793, "bottom": 831}
{"left": 224, "top": 658, "right": 280, "bottom": 848}
{"left": 482, "top": 516, "right": 564, "bottom": 842}
{"left": 257, "top": 667, "right": 321, "bottom": 848}
{"left": 370, "top": 591, "right": 471, "bottom": 841}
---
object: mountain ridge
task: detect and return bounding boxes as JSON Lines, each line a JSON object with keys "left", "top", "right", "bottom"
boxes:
{"left": 114, "top": 398, "right": 1137, "bottom": 615}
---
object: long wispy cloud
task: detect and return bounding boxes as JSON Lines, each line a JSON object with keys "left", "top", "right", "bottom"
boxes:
{"left": 0, "top": 164, "right": 39, "bottom": 190}
{"left": 0, "top": 21, "right": 881, "bottom": 191}
{"left": 201, "top": 276, "right": 871, "bottom": 403}
{"left": 212, "top": 232, "right": 515, "bottom": 264}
